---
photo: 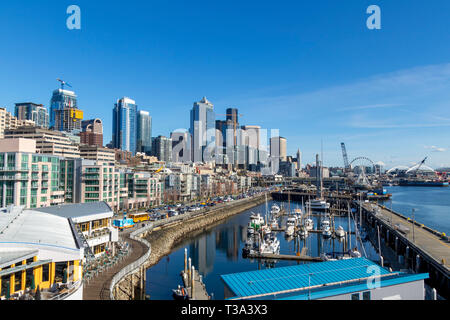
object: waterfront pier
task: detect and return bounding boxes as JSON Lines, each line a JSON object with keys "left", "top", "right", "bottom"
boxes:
{"left": 357, "top": 201, "right": 449, "bottom": 299}
{"left": 181, "top": 249, "right": 210, "bottom": 300}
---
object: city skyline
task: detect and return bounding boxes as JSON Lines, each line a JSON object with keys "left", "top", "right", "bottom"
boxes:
{"left": 0, "top": 1, "right": 449, "bottom": 167}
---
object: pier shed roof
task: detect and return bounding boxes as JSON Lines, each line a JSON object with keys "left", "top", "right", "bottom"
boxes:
{"left": 221, "top": 257, "right": 428, "bottom": 300}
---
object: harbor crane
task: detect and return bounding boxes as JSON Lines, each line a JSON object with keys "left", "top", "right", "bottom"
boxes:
{"left": 341, "top": 142, "right": 350, "bottom": 172}
{"left": 56, "top": 78, "right": 72, "bottom": 90}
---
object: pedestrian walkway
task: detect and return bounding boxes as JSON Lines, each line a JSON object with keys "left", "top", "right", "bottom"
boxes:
{"left": 82, "top": 230, "right": 147, "bottom": 300}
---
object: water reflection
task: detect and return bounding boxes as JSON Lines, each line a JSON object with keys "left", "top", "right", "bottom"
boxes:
{"left": 146, "top": 200, "right": 379, "bottom": 300}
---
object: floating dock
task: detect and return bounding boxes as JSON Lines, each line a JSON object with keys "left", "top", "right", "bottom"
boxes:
{"left": 180, "top": 249, "right": 210, "bottom": 300}
{"left": 246, "top": 252, "right": 323, "bottom": 262}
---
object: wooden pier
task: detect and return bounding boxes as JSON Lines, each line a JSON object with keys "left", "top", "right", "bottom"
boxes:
{"left": 246, "top": 252, "right": 323, "bottom": 262}
{"left": 180, "top": 249, "right": 210, "bottom": 300}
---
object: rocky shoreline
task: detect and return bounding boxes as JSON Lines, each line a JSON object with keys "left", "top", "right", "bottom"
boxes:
{"left": 113, "top": 194, "right": 270, "bottom": 300}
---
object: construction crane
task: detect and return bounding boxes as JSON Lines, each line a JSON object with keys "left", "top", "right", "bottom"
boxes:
{"left": 57, "top": 78, "right": 72, "bottom": 90}
{"left": 216, "top": 113, "right": 244, "bottom": 146}
{"left": 341, "top": 142, "right": 350, "bottom": 172}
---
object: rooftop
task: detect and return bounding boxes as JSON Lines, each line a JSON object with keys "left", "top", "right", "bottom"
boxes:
{"left": 34, "top": 201, "right": 113, "bottom": 219}
{"left": 221, "top": 257, "right": 429, "bottom": 300}
{"left": 0, "top": 207, "right": 79, "bottom": 252}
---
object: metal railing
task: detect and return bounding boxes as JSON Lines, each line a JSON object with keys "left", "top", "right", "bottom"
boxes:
{"left": 109, "top": 223, "right": 153, "bottom": 300}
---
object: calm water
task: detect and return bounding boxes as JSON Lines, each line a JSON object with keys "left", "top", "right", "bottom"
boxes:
{"left": 383, "top": 186, "right": 450, "bottom": 235}
{"left": 146, "top": 200, "right": 379, "bottom": 300}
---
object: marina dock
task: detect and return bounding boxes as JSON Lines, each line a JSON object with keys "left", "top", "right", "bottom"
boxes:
{"left": 180, "top": 249, "right": 210, "bottom": 300}
{"left": 358, "top": 202, "right": 450, "bottom": 299}
{"left": 246, "top": 252, "right": 323, "bottom": 262}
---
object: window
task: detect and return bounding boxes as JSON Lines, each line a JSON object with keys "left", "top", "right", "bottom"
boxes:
{"left": 42, "top": 264, "right": 49, "bottom": 282}
{"left": 363, "top": 291, "right": 371, "bottom": 300}
{"left": 14, "top": 272, "right": 22, "bottom": 292}
{"left": 1, "top": 276, "right": 10, "bottom": 297}
{"left": 351, "top": 293, "right": 360, "bottom": 300}
{"left": 54, "top": 262, "right": 67, "bottom": 283}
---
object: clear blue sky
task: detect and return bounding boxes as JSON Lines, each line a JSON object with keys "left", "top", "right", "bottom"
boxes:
{"left": 1, "top": 0, "right": 449, "bottom": 168}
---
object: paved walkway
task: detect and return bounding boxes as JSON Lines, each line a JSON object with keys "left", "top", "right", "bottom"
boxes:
{"left": 363, "top": 203, "right": 450, "bottom": 271}
{"left": 82, "top": 230, "right": 148, "bottom": 300}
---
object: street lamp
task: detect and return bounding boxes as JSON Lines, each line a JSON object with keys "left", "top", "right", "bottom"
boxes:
{"left": 412, "top": 208, "right": 416, "bottom": 243}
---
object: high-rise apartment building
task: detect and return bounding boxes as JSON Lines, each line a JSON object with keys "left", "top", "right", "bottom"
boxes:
{"left": 151, "top": 135, "right": 172, "bottom": 163}
{"left": 15, "top": 102, "right": 49, "bottom": 128}
{"left": 112, "top": 97, "right": 137, "bottom": 155}
{"left": 136, "top": 110, "right": 152, "bottom": 155}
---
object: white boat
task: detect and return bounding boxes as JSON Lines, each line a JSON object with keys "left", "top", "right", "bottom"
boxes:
{"left": 321, "top": 219, "right": 332, "bottom": 237}
{"left": 335, "top": 225, "right": 346, "bottom": 238}
{"left": 270, "top": 204, "right": 281, "bottom": 215}
{"left": 285, "top": 216, "right": 297, "bottom": 237}
{"left": 260, "top": 234, "right": 280, "bottom": 254}
{"left": 270, "top": 218, "right": 279, "bottom": 229}
{"left": 306, "top": 199, "right": 330, "bottom": 210}
{"left": 304, "top": 218, "right": 314, "bottom": 231}
{"left": 248, "top": 213, "right": 264, "bottom": 232}
{"left": 349, "top": 248, "right": 362, "bottom": 258}
{"left": 297, "top": 225, "right": 308, "bottom": 239}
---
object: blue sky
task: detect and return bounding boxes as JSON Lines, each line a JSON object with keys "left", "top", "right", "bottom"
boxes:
{"left": 0, "top": 0, "right": 449, "bottom": 168}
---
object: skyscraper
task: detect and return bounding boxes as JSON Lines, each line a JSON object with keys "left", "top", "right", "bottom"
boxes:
{"left": 112, "top": 97, "right": 137, "bottom": 154}
{"left": 190, "top": 97, "right": 215, "bottom": 163}
{"left": 137, "top": 110, "right": 152, "bottom": 155}
{"left": 171, "top": 130, "right": 191, "bottom": 163}
{"left": 50, "top": 89, "right": 83, "bottom": 132}
{"left": 15, "top": 102, "right": 49, "bottom": 128}
{"left": 296, "top": 148, "right": 302, "bottom": 170}
{"left": 270, "top": 136, "right": 287, "bottom": 162}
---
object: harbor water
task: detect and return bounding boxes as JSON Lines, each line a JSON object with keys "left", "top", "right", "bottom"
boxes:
{"left": 383, "top": 186, "right": 450, "bottom": 235}
{"left": 145, "top": 200, "right": 380, "bottom": 300}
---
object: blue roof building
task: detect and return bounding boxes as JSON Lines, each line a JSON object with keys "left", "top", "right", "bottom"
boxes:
{"left": 221, "top": 258, "right": 428, "bottom": 300}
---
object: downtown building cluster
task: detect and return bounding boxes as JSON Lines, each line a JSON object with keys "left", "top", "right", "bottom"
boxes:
{"left": 0, "top": 86, "right": 261, "bottom": 213}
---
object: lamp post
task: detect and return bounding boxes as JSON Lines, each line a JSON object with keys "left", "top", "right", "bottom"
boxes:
{"left": 412, "top": 208, "right": 416, "bottom": 243}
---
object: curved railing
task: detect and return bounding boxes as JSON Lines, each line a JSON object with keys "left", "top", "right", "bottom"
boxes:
{"left": 109, "top": 224, "right": 153, "bottom": 300}
{"left": 108, "top": 192, "right": 268, "bottom": 300}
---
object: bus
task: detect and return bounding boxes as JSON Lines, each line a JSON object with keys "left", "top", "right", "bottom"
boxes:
{"left": 113, "top": 217, "right": 135, "bottom": 229}
{"left": 129, "top": 212, "right": 150, "bottom": 223}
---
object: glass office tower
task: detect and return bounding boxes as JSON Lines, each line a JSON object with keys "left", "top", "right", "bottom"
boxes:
{"left": 50, "top": 89, "right": 81, "bottom": 131}
{"left": 112, "top": 97, "right": 137, "bottom": 155}
{"left": 15, "top": 102, "right": 49, "bottom": 128}
{"left": 190, "top": 97, "right": 215, "bottom": 163}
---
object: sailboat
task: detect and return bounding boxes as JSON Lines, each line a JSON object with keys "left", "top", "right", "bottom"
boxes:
{"left": 303, "top": 199, "right": 314, "bottom": 231}
{"left": 306, "top": 154, "right": 330, "bottom": 210}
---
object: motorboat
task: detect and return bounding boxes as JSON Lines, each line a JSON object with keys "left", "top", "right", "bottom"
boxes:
{"left": 248, "top": 213, "right": 264, "bottom": 233}
{"left": 304, "top": 218, "right": 314, "bottom": 231}
{"left": 270, "top": 204, "right": 281, "bottom": 215}
{"left": 349, "top": 248, "right": 362, "bottom": 258}
{"left": 285, "top": 216, "right": 297, "bottom": 237}
{"left": 270, "top": 218, "right": 279, "bottom": 229}
{"left": 306, "top": 199, "right": 330, "bottom": 210}
{"left": 335, "top": 226, "right": 346, "bottom": 239}
{"left": 321, "top": 219, "right": 332, "bottom": 238}
{"left": 172, "top": 285, "right": 189, "bottom": 300}
{"left": 297, "top": 225, "right": 308, "bottom": 239}
{"left": 260, "top": 234, "right": 280, "bottom": 254}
